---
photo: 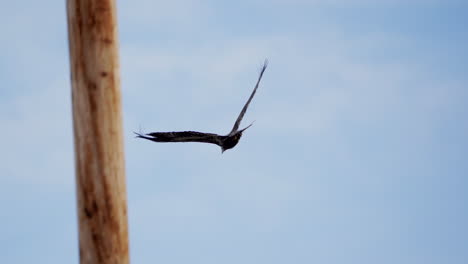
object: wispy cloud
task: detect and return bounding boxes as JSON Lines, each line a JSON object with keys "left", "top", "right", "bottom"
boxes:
{"left": 1, "top": 1, "right": 467, "bottom": 264}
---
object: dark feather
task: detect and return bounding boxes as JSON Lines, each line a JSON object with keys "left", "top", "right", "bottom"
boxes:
{"left": 135, "top": 131, "right": 224, "bottom": 146}
{"left": 229, "top": 59, "right": 268, "bottom": 135}
{"left": 136, "top": 60, "right": 268, "bottom": 152}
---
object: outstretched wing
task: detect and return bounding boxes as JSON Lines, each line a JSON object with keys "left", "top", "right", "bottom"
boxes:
{"left": 135, "top": 131, "right": 224, "bottom": 147}
{"left": 229, "top": 59, "right": 268, "bottom": 135}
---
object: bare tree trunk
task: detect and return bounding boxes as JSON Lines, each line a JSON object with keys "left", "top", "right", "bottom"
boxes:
{"left": 66, "top": 0, "right": 129, "bottom": 263}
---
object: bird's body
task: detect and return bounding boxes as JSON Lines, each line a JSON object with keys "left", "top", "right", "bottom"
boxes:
{"left": 136, "top": 131, "right": 241, "bottom": 152}
{"left": 135, "top": 60, "right": 268, "bottom": 152}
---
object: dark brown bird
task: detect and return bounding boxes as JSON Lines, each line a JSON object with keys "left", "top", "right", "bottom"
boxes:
{"left": 135, "top": 60, "right": 268, "bottom": 152}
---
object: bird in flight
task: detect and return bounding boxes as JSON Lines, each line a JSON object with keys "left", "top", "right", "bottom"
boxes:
{"left": 135, "top": 60, "right": 268, "bottom": 152}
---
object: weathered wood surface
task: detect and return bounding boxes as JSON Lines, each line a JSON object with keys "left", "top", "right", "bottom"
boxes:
{"left": 67, "top": 0, "right": 129, "bottom": 263}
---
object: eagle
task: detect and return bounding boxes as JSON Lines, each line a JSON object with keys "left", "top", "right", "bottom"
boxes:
{"left": 135, "top": 60, "right": 268, "bottom": 152}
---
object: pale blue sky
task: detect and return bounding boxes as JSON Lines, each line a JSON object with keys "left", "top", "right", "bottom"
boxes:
{"left": 1, "top": 1, "right": 467, "bottom": 264}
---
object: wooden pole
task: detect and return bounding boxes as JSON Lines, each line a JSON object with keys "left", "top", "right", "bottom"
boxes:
{"left": 66, "top": 0, "right": 129, "bottom": 263}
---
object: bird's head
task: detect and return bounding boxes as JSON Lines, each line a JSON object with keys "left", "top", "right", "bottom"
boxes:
{"left": 221, "top": 122, "right": 254, "bottom": 153}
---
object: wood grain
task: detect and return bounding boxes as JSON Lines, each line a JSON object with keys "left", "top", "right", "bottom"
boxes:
{"left": 67, "top": 0, "right": 129, "bottom": 263}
